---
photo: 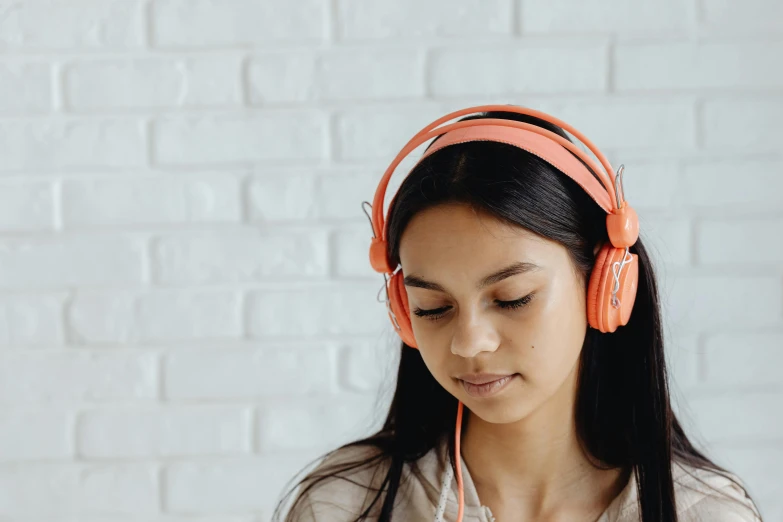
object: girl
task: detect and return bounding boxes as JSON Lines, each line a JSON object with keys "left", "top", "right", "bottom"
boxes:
{"left": 272, "top": 106, "right": 763, "bottom": 522}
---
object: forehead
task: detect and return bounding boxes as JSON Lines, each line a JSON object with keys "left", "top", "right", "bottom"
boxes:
{"left": 398, "top": 203, "right": 553, "bottom": 272}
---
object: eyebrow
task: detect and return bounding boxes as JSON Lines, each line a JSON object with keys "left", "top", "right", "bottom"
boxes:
{"left": 403, "top": 261, "right": 541, "bottom": 292}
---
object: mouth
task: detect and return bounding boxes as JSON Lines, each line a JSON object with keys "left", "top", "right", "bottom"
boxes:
{"left": 458, "top": 374, "right": 517, "bottom": 398}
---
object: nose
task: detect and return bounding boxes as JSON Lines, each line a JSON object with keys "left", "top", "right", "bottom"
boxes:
{"left": 450, "top": 307, "right": 501, "bottom": 358}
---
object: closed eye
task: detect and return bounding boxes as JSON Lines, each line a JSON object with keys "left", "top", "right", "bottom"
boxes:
{"left": 412, "top": 293, "right": 535, "bottom": 322}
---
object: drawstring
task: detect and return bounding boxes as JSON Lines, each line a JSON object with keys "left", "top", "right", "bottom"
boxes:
{"left": 434, "top": 463, "right": 453, "bottom": 522}
{"left": 434, "top": 402, "right": 466, "bottom": 522}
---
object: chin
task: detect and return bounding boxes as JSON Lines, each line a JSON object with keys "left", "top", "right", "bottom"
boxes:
{"left": 460, "top": 390, "right": 537, "bottom": 424}
{"left": 468, "top": 401, "right": 534, "bottom": 424}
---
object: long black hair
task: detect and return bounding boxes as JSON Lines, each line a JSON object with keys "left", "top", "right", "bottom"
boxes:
{"left": 272, "top": 108, "right": 762, "bottom": 522}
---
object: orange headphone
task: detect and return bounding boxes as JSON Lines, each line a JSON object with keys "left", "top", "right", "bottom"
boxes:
{"left": 364, "top": 104, "right": 640, "bottom": 521}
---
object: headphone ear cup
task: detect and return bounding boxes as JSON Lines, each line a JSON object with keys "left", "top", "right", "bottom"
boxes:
{"left": 587, "top": 244, "right": 611, "bottom": 332}
{"left": 587, "top": 244, "right": 639, "bottom": 333}
{"left": 387, "top": 272, "right": 418, "bottom": 348}
{"left": 605, "top": 249, "right": 638, "bottom": 332}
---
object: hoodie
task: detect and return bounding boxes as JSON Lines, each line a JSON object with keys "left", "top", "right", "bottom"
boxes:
{"left": 292, "top": 437, "right": 762, "bottom": 522}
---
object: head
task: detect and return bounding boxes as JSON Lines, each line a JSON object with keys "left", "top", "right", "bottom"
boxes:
{"left": 275, "top": 107, "right": 758, "bottom": 522}
{"left": 383, "top": 108, "right": 644, "bottom": 467}
{"left": 398, "top": 200, "right": 601, "bottom": 427}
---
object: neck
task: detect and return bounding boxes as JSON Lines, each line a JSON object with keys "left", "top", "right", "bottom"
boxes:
{"left": 459, "top": 364, "right": 628, "bottom": 519}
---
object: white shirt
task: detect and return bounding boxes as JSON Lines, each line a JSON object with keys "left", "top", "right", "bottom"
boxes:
{"left": 294, "top": 437, "right": 762, "bottom": 522}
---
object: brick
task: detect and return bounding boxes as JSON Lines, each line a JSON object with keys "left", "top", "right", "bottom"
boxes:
{"left": 64, "top": 56, "right": 242, "bottom": 110}
{"left": 703, "top": 332, "right": 783, "bottom": 388}
{"left": 339, "top": 341, "right": 400, "bottom": 392}
{"left": 0, "top": 463, "right": 158, "bottom": 516}
{"left": 0, "top": 118, "right": 145, "bottom": 171}
{"left": 246, "top": 52, "right": 317, "bottom": 105}
{"left": 618, "top": 160, "right": 680, "bottom": 210}
{"left": 685, "top": 392, "right": 783, "bottom": 444}
{"left": 247, "top": 172, "right": 318, "bottom": 222}
{"left": 0, "top": 61, "right": 51, "bottom": 113}
{"left": 0, "top": 236, "right": 144, "bottom": 289}
{"left": 0, "top": 179, "right": 54, "bottom": 231}
{"left": 247, "top": 168, "right": 380, "bottom": 223}
{"left": 520, "top": 0, "right": 689, "bottom": 37}
{"left": 0, "top": 352, "right": 157, "bottom": 403}
{"left": 69, "top": 290, "right": 243, "bottom": 344}
{"left": 0, "top": 293, "right": 65, "bottom": 346}
{"left": 337, "top": 0, "right": 513, "bottom": 39}
{"left": 78, "top": 406, "right": 251, "bottom": 458}
{"left": 152, "top": 112, "right": 327, "bottom": 165}
{"left": 703, "top": 98, "right": 783, "bottom": 152}
{"left": 247, "top": 284, "right": 389, "bottom": 338}
{"left": 616, "top": 43, "right": 783, "bottom": 91}
{"left": 682, "top": 159, "right": 783, "bottom": 211}
{"left": 317, "top": 170, "right": 380, "bottom": 221}
{"left": 164, "top": 347, "right": 333, "bottom": 400}
{"left": 638, "top": 216, "right": 692, "bottom": 268}
{"left": 0, "top": 0, "right": 145, "bottom": 49}
{"left": 700, "top": 0, "right": 783, "bottom": 37}
{"left": 665, "top": 275, "right": 782, "bottom": 331}
{"left": 0, "top": 409, "right": 72, "bottom": 460}
{"left": 151, "top": 0, "right": 326, "bottom": 47}
{"left": 165, "top": 456, "right": 310, "bottom": 513}
{"left": 546, "top": 99, "right": 696, "bottom": 150}
{"left": 152, "top": 230, "right": 329, "bottom": 284}
{"left": 709, "top": 443, "right": 782, "bottom": 520}
{"left": 259, "top": 395, "right": 379, "bottom": 452}
{"left": 664, "top": 332, "right": 700, "bottom": 391}
{"left": 248, "top": 49, "right": 425, "bottom": 103}
{"left": 430, "top": 46, "right": 607, "bottom": 96}
{"left": 335, "top": 104, "right": 445, "bottom": 160}
{"left": 333, "top": 226, "right": 377, "bottom": 278}
{"left": 698, "top": 219, "right": 783, "bottom": 265}
{"left": 62, "top": 174, "right": 241, "bottom": 227}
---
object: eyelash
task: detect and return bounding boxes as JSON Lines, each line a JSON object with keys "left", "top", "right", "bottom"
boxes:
{"left": 412, "top": 293, "right": 535, "bottom": 322}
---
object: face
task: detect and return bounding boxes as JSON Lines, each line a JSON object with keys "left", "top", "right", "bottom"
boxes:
{"left": 398, "top": 202, "right": 590, "bottom": 424}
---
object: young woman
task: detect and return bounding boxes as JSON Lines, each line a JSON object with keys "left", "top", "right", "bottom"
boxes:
{"left": 272, "top": 105, "right": 763, "bottom": 522}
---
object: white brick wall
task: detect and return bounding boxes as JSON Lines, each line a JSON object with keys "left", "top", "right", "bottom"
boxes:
{"left": 0, "top": 0, "right": 781, "bottom": 520}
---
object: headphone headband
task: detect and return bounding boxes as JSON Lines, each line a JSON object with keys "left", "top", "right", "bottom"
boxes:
{"left": 368, "top": 105, "right": 639, "bottom": 274}
{"left": 410, "top": 122, "right": 615, "bottom": 213}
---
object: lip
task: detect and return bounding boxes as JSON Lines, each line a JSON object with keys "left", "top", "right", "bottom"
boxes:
{"left": 458, "top": 374, "right": 517, "bottom": 398}
{"left": 457, "top": 373, "right": 515, "bottom": 385}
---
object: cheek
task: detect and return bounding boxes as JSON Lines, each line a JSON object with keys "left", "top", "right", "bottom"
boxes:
{"left": 522, "top": 336, "right": 578, "bottom": 388}
{"left": 417, "top": 345, "right": 460, "bottom": 392}
{"left": 514, "top": 290, "right": 586, "bottom": 383}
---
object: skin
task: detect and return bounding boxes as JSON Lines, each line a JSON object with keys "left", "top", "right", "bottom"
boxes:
{"left": 398, "top": 202, "right": 629, "bottom": 522}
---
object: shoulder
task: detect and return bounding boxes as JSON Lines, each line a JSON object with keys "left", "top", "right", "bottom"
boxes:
{"left": 671, "top": 461, "right": 762, "bottom": 522}
{"left": 288, "top": 443, "right": 392, "bottom": 522}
